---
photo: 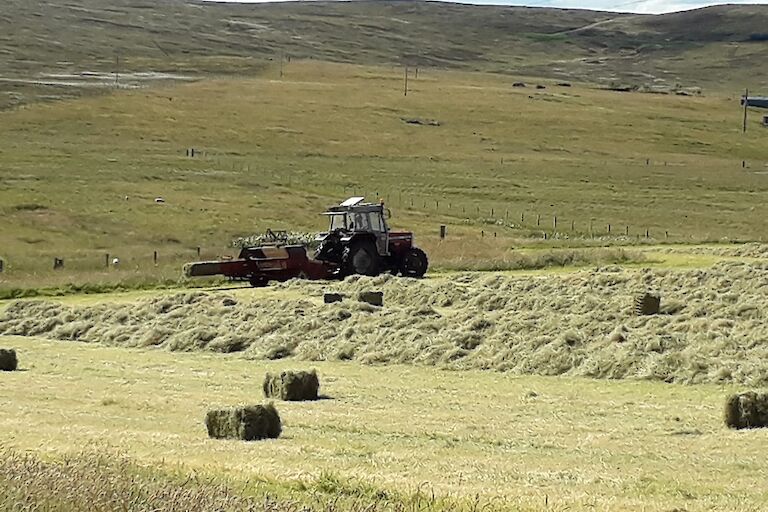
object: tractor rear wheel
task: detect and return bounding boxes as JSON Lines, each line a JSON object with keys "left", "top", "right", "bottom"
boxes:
{"left": 400, "top": 248, "right": 428, "bottom": 278}
{"left": 343, "top": 240, "right": 380, "bottom": 277}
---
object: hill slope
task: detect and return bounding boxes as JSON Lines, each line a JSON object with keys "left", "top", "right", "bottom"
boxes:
{"left": 2, "top": 1, "right": 768, "bottom": 109}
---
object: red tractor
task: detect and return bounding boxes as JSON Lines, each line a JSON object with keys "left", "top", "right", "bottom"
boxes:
{"left": 184, "top": 197, "right": 428, "bottom": 286}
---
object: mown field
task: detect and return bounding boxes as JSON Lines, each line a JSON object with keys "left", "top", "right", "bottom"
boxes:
{"left": 2, "top": 60, "right": 768, "bottom": 293}
{"left": 2, "top": 334, "right": 767, "bottom": 512}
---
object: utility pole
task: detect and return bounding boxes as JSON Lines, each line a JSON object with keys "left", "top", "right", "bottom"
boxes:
{"left": 404, "top": 66, "right": 408, "bottom": 96}
{"left": 743, "top": 88, "right": 749, "bottom": 133}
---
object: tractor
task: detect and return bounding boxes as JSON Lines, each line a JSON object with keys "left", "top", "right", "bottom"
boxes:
{"left": 183, "top": 197, "right": 428, "bottom": 286}
{"left": 314, "top": 197, "right": 428, "bottom": 278}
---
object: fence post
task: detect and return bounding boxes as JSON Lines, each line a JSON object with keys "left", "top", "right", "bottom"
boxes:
{"left": 440, "top": 225, "right": 446, "bottom": 239}
{"left": 553, "top": 215, "right": 557, "bottom": 230}
{"left": 536, "top": 214, "right": 541, "bottom": 226}
{"left": 154, "top": 251, "right": 158, "bottom": 265}
{"left": 571, "top": 220, "right": 575, "bottom": 231}
{"left": 105, "top": 253, "right": 110, "bottom": 268}
{"left": 625, "top": 226, "right": 629, "bottom": 236}
{"left": 197, "top": 247, "right": 201, "bottom": 258}
{"left": 608, "top": 224, "right": 611, "bottom": 234}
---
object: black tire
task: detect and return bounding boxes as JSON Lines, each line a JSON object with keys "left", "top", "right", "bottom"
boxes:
{"left": 343, "top": 240, "right": 380, "bottom": 277}
{"left": 400, "top": 247, "right": 428, "bottom": 278}
{"left": 249, "top": 276, "right": 268, "bottom": 287}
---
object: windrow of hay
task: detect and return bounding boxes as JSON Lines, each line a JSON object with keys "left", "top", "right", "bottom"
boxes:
{"left": 263, "top": 370, "right": 320, "bottom": 401}
{"left": 7, "top": 261, "right": 768, "bottom": 384}
{"left": 205, "top": 404, "right": 282, "bottom": 440}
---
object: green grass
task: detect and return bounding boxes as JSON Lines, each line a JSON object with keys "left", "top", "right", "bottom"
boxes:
{"left": 2, "top": 335, "right": 767, "bottom": 511}
{"left": 2, "top": 61, "right": 768, "bottom": 291}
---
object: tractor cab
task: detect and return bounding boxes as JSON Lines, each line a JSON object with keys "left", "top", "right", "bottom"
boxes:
{"left": 314, "top": 197, "right": 428, "bottom": 278}
{"left": 320, "top": 197, "right": 390, "bottom": 256}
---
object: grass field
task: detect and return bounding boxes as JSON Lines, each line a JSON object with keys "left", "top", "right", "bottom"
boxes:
{"left": 2, "top": 335, "right": 767, "bottom": 511}
{"left": 2, "top": 60, "right": 768, "bottom": 292}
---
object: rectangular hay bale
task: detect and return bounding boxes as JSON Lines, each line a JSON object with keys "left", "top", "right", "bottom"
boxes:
{"left": 0, "top": 349, "right": 17, "bottom": 372}
{"left": 634, "top": 293, "right": 660, "bottom": 316}
{"left": 205, "top": 403, "right": 281, "bottom": 440}
{"left": 263, "top": 370, "right": 319, "bottom": 401}
{"left": 725, "top": 392, "right": 768, "bottom": 429}
{"left": 358, "top": 291, "right": 383, "bottom": 307}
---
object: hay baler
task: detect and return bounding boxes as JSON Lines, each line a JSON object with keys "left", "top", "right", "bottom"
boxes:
{"left": 183, "top": 242, "right": 333, "bottom": 287}
{"left": 183, "top": 197, "right": 428, "bottom": 286}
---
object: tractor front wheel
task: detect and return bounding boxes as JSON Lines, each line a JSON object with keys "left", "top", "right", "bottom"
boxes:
{"left": 249, "top": 276, "right": 268, "bottom": 287}
{"left": 343, "top": 240, "right": 380, "bottom": 277}
{"left": 399, "top": 248, "right": 428, "bottom": 278}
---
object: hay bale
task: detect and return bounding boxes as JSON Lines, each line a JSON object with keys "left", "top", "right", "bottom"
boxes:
{"left": 724, "top": 392, "right": 768, "bottom": 429}
{"left": 263, "top": 370, "right": 319, "bottom": 401}
{"left": 634, "top": 292, "right": 660, "bottom": 315}
{"left": 324, "top": 292, "right": 344, "bottom": 304}
{"left": 357, "top": 291, "right": 383, "bottom": 307}
{"left": 0, "top": 349, "right": 17, "bottom": 371}
{"left": 205, "top": 403, "right": 281, "bottom": 440}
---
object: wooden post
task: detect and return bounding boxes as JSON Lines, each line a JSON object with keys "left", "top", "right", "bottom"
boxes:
{"left": 105, "top": 253, "right": 110, "bottom": 268}
{"left": 608, "top": 224, "right": 611, "bottom": 234}
{"left": 197, "top": 247, "right": 201, "bottom": 258}
{"left": 491, "top": 207, "right": 494, "bottom": 217}
{"left": 153, "top": 251, "right": 158, "bottom": 265}
{"left": 625, "top": 226, "right": 629, "bottom": 236}
{"left": 743, "top": 88, "right": 749, "bottom": 133}
{"left": 440, "top": 225, "right": 446, "bottom": 239}
{"left": 553, "top": 215, "right": 557, "bottom": 230}
{"left": 646, "top": 229, "right": 650, "bottom": 238}
{"left": 571, "top": 220, "right": 575, "bottom": 231}
{"left": 404, "top": 66, "right": 408, "bottom": 97}
{"left": 536, "top": 214, "right": 540, "bottom": 226}
{"left": 521, "top": 212, "right": 524, "bottom": 224}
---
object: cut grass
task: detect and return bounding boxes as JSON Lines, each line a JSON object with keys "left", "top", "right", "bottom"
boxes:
{"left": 1, "top": 335, "right": 767, "bottom": 511}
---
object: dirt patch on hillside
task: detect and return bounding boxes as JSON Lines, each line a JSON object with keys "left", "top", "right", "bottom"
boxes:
{"left": 2, "top": 261, "right": 768, "bottom": 385}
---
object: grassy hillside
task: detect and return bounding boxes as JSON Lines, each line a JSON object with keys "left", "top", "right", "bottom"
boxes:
{"left": 2, "top": 1, "right": 768, "bottom": 110}
{"left": 1, "top": 60, "right": 768, "bottom": 289}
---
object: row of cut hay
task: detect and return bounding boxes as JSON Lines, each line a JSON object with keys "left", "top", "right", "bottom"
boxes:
{"left": 7, "top": 261, "right": 768, "bottom": 384}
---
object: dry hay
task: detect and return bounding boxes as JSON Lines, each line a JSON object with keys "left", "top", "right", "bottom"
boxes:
{"left": 0, "top": 349, "right": 17, "bottom": 371}
{"left": 205, "top": 403, "right": 281, "bottom": 440}
{"left": 8, "top": 261, "right": 768, "bottom": 384}
{"left": 660, "top": 243, "right": 768, "bottom": 259}
{"left": 263, "top": 370, "right": 319, "bottom": 401}
{"left": 724, "top": 392, "right": 768, "bottom": 429}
